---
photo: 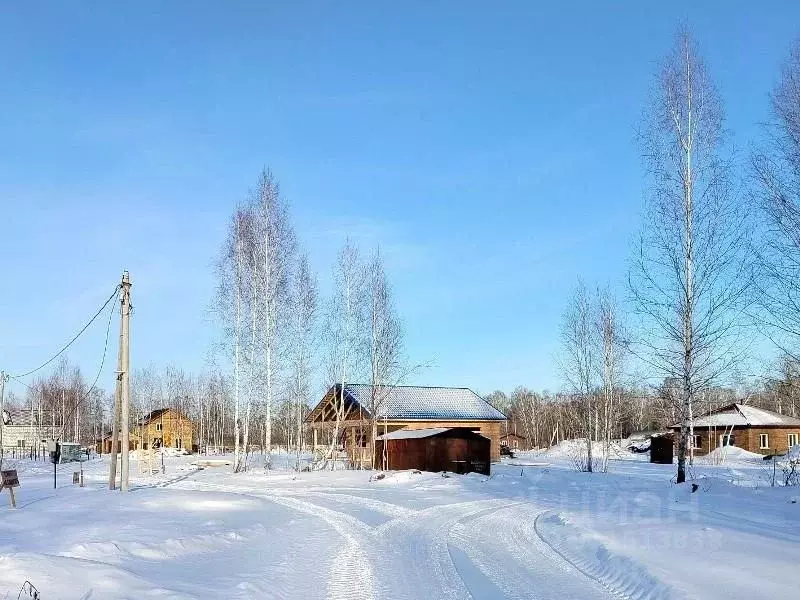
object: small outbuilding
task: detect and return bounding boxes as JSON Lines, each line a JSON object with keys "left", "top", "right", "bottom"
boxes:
{"left": 649, "top": 433, "right": 674, "bottom": 464}
{"left": 374, "top": 427, "right": 491, "bottom": 475}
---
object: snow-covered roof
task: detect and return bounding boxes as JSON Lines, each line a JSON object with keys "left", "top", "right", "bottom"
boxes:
{"left": 375, "top": 427, "right": 452, "bottom": 440}
{"left": 340, "top": 384, "right": 507, "bottom": 421}
{"left": 671, "top": 403, "right": 800, "bottom": 429}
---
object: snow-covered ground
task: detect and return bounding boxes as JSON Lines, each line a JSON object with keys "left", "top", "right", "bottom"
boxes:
{"left": 0, "top": 446, "right": 798, "bottom": 599}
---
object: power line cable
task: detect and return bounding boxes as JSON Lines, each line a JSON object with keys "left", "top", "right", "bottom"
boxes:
{"left": 8, "top": 376, "right": 33, "bottom": 392}
{"left": 58, "top": 292, "right": 118, "bottom": 438}
{"left": 11, "top": 285, "right": 120, "bottom": 379}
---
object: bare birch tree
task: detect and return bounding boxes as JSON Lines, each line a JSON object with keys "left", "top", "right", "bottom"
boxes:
{"left": 288, "top": 253, "right": 318, "bottom": 470}
{"left": 323, "top": 240, "right": 366, "bottom": 467}
{"left": 630, "top": 28, "right": 749, "bottom": 483}
{"left": 366, "top": 249, "right": 403, "bottom": 469}
{"left": 216, "top": 206, "right": 255, "bottom": 472}
{"left": 559, "top": 280, "right": 597, "bottom": 472}
{"left": 597, "top": 288, "right": 627, "bottom": 472}
{"left": 253, "top": 170, "right": 295, "bottom": 468}
{"left": 752, "top": 41, "right": 800, "bottom": 358}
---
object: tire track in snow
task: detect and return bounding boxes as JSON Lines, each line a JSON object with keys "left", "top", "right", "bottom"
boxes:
{"left": 244, "top": 494, "right": 377, "bottom": 600}
{"left": 168, "top": 480, "right": 378, "bottom": 599}
{"left": 448, "top": 502, "right": 615, "bottom": 600}
{"left": 271, "top": 490, "right": 417, "bottom": 520}
{"left": 532, "top": 512, "right": 673, "bottom": 600}
{"left": 376, "top": 498, "right": 516, "bottom": 600}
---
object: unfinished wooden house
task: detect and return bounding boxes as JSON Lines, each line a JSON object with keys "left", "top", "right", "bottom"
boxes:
{"left": 306, "top": 384, "right": 507, "bottom": 468}
{"left": 96, "top": 408, "right": 193, "bottom": 453}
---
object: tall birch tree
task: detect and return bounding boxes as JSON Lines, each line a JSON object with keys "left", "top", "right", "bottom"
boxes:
{"left": 323, "top": 241, "right": 366, "bottom": 465}
{"left": 216, "top": 206, "right": 255, "bottom": 472}
{"left": 630, "top": 29, "right": 748, "bottom": 483}
{"left": 254, "top": 170, "right": 295, "bottom": 468}
{"left": 597, "top": 289, "right": 626, "bottom": 473}
{"left": 559, "top": 280, "right": 597, "bottom": 472}
{"left": 367, "top": 249, "right": 403, "bottom": 469}
{"left": 288, "top": 253, "right": 318, "bottom": 469}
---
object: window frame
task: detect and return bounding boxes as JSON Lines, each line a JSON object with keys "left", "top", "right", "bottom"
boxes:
{"left": 789, "top": 433, "right": 799, "bottom": 448}
{"left": 759, "top": 433, "right": 769, "bottom": 449}
{"left": 690, "top": 434, "right": 702, "bottom": 449}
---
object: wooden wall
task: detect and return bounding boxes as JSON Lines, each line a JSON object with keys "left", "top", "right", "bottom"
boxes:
{"left": 389, "top": 420, "right": 503, "bottom": 462}
{"left": 678, "top": 425, "right": 800, "bottom": 456}
{"left": 375, "top": 433, "right": 491, "bottom": 475}
{"left": 139, "top": 410, "right": 193, "bottom": 450}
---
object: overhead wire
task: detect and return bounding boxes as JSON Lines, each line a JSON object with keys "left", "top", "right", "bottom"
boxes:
{"left": 11, "top": 285, "right": 121, "bottom": 379}
{"left": 57, "top": 289, "right": 118, "bottom": 439}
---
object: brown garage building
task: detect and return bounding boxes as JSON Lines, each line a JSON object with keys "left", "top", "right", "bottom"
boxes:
{"left": 374, "top": 427, "right": 492, "bottom": 475}
{"left": 307, "top": 384, "right": 507, "bottom": 468}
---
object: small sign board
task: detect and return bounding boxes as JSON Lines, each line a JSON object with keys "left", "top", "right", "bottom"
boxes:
{"left": 72, "top": 471, "right": 80, "bottom": 484}
{"left": 1, "top": 469, "right": 19, "bottom": 488}
{"left": 1, "top": 469, "right": 20, "bottom": 508}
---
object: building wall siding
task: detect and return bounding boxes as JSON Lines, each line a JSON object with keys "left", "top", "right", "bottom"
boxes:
{"left": 137, "top": 411, "right": 193, "bottom": 450}
{"left": 388, "top": 420, "right": 503, "bottom": 462}
{"left": 682, "top": 426, "right": 800, "bottom": 456}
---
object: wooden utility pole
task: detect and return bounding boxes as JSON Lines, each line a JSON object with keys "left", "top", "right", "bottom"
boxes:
{"left": 120, "top": 271, "right": 132, "bottom": 492}
{"left": 108, "top": 284, "right": 123, "bottom": 490}
{"left": 0, "top": 370, "right": 6, "bottom": 469}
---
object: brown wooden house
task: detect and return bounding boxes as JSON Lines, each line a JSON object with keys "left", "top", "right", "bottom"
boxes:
{"left": 500, "top": 431, "right": 530, "bottom": 451}
{"left": 97, "top": 408, "right": 193, "bottom": 453}
{"left": 307, "top": 384, "right": 507, "bottom": 468}
{"left": 669, "top": 403, "right": 800, "bottom": 456}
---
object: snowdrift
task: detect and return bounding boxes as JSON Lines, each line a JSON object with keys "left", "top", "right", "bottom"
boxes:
{"left": 699, "top": 446, "right": 765, "bottom": 465}
{"left": 539, "top": 438, "right": 631, "bottom": 460}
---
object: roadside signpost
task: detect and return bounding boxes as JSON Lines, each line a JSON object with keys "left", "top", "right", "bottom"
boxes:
{"left": 48, "top": 439, "right": 60, "bottom": 489}
{"left": 1, "top": 469, "right": 20, "bottom": 508}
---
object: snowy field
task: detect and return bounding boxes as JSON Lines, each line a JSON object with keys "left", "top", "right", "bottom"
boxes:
{"left": 0, "top": 445, "right": 798, "bottom": 600}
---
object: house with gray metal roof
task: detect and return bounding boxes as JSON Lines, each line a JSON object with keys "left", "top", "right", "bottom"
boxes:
{"left": 307, "top": 384, "right": 507, "bottom": 467}
{"left": 668, "top": 403, "right": 800, "bottom": 456}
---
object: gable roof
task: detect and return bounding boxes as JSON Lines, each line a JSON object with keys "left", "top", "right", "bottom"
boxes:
{"left": 137, "top": 408, "right": 188, "bottom": 426}
{"left": 311, "top": 384, "right": 507, "bottom": 422}
{"left": 671, "top": 403, "right": 800, "bottom": 429}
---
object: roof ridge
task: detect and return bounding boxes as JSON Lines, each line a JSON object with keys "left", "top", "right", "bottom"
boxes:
{"left": 343, "top": 383, "right": 475, "bottom": 391}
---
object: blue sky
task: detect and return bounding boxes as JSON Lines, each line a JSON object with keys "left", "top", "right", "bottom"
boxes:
{"left": 1, "top": 2, "right": 799, "bottom": 399}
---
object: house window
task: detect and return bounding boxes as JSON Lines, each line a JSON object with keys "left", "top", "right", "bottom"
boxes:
{"left": 17, "top": 439, "right": 25, "bottom": 448}
{"left": 175, "top": 438, "right": 182, "bottom": 449}
{"left": 156, "top": 423, "right": 163, "bottom": 431}
{"left": 760, "top": 434, "right": 769, "bottom": 449}
{"left": 789, "top": 433, "right": 799, "bottom": 448}
{"left": 690, "top": 435, "right": 702, "bottom": 449}
{"left": 719, "top": 434, "right": 735, "bottom": 447}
